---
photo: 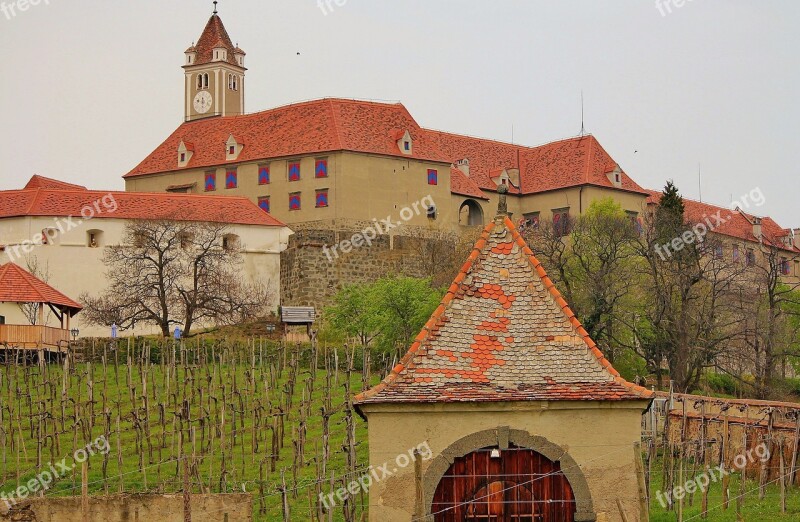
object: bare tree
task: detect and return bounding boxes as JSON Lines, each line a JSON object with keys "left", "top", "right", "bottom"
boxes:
{"left": 20, "top": 255, "right": 52, "bottom": 325}
{"left": 400, "top": 225, "right": 481, "bottom": 288}
{"left": 731, "top": 230, "right": 800, "bottom": 398}
{"left": 633, "top": 187, "right": 744, "bottom": 393}
{"left": 81, "top": 219, "right": 274, "bottom": 336}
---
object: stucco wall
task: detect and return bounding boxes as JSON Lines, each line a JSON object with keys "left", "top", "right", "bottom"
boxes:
{"left": 0, "top": 216, "right": 289, "bottom": 337}
{"left": 359, "top": 400, "right": 649, "bottom": 522}
{"left": 0, "top": 493, "right": 251, "bottom": 522}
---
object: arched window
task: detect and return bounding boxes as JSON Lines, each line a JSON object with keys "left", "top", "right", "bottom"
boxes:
{"left": 197, "top": 74, "right": 203, "bottom": 89}
{"left": 228, "top": 74, "right": 233, "bottom": 89}
{"left": 233, "top": 75, "right": 238, "bottom": 91}
{"left": 203, "top": 73, "right": 209, "bottom": 89}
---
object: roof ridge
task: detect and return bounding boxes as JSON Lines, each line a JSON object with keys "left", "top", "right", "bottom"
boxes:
{"left": 424, "top": 127, "right": 595, "bottom": 153}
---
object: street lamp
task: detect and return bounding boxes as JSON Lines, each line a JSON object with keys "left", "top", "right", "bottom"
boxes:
{"left": 266, "top": 323, "right": 276, "bottom": 334}
{"left": 70, "top": 328, "right": 79, "bottom": 341}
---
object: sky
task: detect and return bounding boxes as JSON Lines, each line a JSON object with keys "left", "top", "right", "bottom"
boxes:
{"left": 1, "top": 0, "right": 798, "bottom": 226}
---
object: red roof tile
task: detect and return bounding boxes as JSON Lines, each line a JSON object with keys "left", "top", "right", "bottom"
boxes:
{"left": 126, "top": 99, "right": 450, "bottom": 178}
{"left": 24, "top": 175, "right": 86, "bottom": 191}
{"left": 450, "top": 167, "right": 489, "bottom": 200}
{"left": 0, "top": 187, "right": 286, "bottom": 228}
{"left": 125, "top": 98, "right": 646, "bottom": 199}
{"left": 0, "top": 263, "right": 82, "bottom": 313}
{"left": 188, "top": 14, "right": 242, "bottom": 68}
{"left": 354, "top": 213, "right": 653, "bottom": 406}
{"left": 427, "top": 131, "right": 647, "bottom": 196}
{"left": 646, "top": 190, "right": 798, "bottom": 253}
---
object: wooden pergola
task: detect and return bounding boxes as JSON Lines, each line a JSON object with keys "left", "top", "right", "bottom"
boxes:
{"left": 0, "top": 263, "right": 82, "bottom": 354}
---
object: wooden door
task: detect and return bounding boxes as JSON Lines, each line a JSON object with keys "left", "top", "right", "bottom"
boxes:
{"left": 431, "top": 445, "right": 576, "bottom": 522}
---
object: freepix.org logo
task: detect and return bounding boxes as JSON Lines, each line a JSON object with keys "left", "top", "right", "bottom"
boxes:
{"left": 1, "top": 0, "right": 51, "bottom": 21}
{"left": 1, "top": 435, "right": 110, "bottom": 510}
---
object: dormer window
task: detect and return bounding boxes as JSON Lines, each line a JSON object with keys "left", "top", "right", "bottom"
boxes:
{"left": 225, "top": 134, "right": 242, "bottom": 161}
{"left": 395, "top": 130, "right": 413, "bottom": 156}
{"left": 177, "top": 140, "right": 194, "bottom": 167}
{"left": 607, "top": 165, "right": 623, "bottom": 188}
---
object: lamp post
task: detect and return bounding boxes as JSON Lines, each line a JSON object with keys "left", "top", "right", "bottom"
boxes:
{"left": 266, "top": 323, "right": 276, "bottom": 334}
{"left": 70, "top": 328, "right": 79, "bottom": 341}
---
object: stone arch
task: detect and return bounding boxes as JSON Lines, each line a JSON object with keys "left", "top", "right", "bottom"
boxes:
{"left": 420, "top": 426, "right": 596, "bottom": 521}
{"left": 459, "top": 199, "right": 484, "bottom": 226}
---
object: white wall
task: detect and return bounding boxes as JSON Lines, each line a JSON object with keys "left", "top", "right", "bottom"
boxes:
{"left": 0, "top": 216, "right": 291, "bottom": 337}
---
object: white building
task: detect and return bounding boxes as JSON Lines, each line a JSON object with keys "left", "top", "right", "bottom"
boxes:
{"left": 0, "top": 175, "right": 291, "bottom": 337}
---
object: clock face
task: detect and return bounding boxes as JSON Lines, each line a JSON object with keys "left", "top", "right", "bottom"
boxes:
{"left": 193, "top": 91, "right": 213, "bottom": 114}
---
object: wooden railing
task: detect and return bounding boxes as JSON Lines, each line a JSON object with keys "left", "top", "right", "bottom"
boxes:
{"left": 0, "top": 324, "right": 70, "bottom": 351}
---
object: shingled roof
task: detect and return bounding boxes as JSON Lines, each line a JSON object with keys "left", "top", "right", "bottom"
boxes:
{"left": 354, "top": 211, "right": 653, "bottom": 407}
{"left": 1, "top": 177, "right": 286, "bottom": 228}
{"left": 0, "top": 263, "right": 82, "bottom": 314}
{"left": 188, "top": 14, "right": 242, "bottom": 68}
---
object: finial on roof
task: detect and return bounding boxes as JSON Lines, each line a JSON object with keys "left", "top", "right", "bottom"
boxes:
{"left": 213, "top": 1, "right": 218, "bottom": 14}
{"left": 496, "top": 184, "right": 509, "bottom": 218}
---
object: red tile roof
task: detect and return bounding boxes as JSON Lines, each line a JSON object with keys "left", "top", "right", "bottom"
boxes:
{"left": 646, "top": 190, "right": 798, "bottom": 252}
{"left": 126, "top": 99, "right": 450, "bottom": 178}
{"left": 354, "top": 214, "right": 653, "bottom": 407}
{"left": 24, "top": 175, "right": 86, "bottom": 191}
{"left": 188, "top": 14, "right": 242, "bottom": 68}
{"left": 0, "top": 187, "right": 286, "bottom": 228}
{"left": 428, "top": 131, "right": 646, "bottom": 196}
{"left": 0, "top": 263, "right": 82, "bottom": 313}
{"left": 450, "top": 167, "right": 489, "bottom": 200}
{"left": 125, "top": 98, "right": 646, "bottom": 199}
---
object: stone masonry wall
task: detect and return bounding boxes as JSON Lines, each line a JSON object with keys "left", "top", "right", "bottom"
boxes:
{"left": 280, "top": 220, "right": 462, "bottom": 308}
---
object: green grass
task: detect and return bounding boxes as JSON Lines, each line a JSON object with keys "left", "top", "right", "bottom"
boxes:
{"left": 3, "top": 341, "right": 800, "bottom": 521}
{"left": 648, "top": 457, "right": 800, "bottom": 521}
{"left": 0, "top": 341, "right": 377, "bottom": 521}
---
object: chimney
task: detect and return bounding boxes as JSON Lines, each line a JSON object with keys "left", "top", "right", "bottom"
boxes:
{"left": 752, "top": 217, "right": 762, "bottom": 240}
{"left": 455, "top": 158, "right": 470, "bottom": 177}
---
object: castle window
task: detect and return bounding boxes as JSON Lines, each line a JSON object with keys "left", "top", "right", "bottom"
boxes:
{"left": 781, "top": 257, "right": 790, "bottom": 275}
{"left": 746, "top": 248, "right": 756, "bottom": 266}
{"left": 229, "top": 146, "right": 235, "bottom": 155}
{"left": 288, "top": 162, "right": 301, "bottom": 181}
{"left": 180, "top": 152, "right": 186, "bottom": 163}
{"left": 228, "top": 74, "right": 233, "bottom": 89}
{"left": 714, "top": 245, "right": 723, "bottom": 259}
{"left": 204, "top": 171, "right": 216, "bottom": 192}
{"left": 428, "top": 169, "right": 438, "bottom": 185}
{"left": 87, "top": 230, "right": 103, "bottom": 248}
{"left": 225, "top": 169, "right": 238, "bottom": 189}
{"left": 552, "top": 208, "right": 571, "bottom": 237}
{"left": 733, "top": 244, "right": 740, "bottom": 262}
{"left": 289, "top": 192, "right": 301, "bottom": 211}
{"left": 258, "top": 165, "right": 270, "bottom": 185}
{"left": 233, "top": 75, "right": 238, "bottom": 91}
{"left": 315, "top": 189, "right": 329, "bottom": 208}
{"left": 404, "top": 141, "right": 410, "bottom": 151}
{"left": 315, "top": 159, "right": 328, "bottom": 178}
{"left": 258, "top": 196, "right": 270, "bottom": 213}
{"left": 222, "top": 234, "right": 239, "bottom": 251}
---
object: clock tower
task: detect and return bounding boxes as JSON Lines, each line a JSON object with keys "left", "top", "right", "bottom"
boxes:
{"left": 183, "top": 4, "right": 246, "bottom": 122}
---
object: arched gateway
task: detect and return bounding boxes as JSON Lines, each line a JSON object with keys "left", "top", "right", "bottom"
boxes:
{"left": 354, "top": 192, "right": 653, "bottom": 522}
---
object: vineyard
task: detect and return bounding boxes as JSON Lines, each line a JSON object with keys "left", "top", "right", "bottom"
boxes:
{"left": 2, "top": 338, "right": 800, "bottom": 521}
{"left": 0, "top": 338, "right": 385, "bottom": 521}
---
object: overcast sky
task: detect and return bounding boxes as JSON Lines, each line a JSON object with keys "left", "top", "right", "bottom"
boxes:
{"left": 1, "top": 0, "right": 798, "bottom": 225}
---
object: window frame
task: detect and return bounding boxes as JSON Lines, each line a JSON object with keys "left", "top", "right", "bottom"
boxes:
{"left": 315, "top": 188, "right": 329, "bottom": 208}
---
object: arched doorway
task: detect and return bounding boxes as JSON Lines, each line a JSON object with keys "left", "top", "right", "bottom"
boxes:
{"left": 431, "top": 444, "right": 576, "bottom": 522}
{"left": 459, "top": 199, "right": 484, "bottom": 226}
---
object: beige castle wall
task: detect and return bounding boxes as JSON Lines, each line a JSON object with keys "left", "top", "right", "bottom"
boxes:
{"left": 359, "top": 400, "right": 649, "bottom": 522}
{"left": 125, "top": 151, "right": 454, "bottom": 228}
{"left": 0, "top": 215, "right": 289, "bottom": 337}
